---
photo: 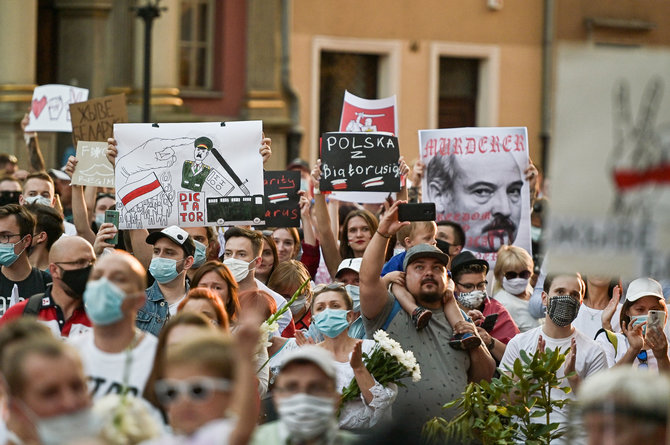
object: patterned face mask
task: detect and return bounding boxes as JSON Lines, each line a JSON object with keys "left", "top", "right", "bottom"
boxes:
{"left": 547, "top": 294, "right": 580, "bottom": 327}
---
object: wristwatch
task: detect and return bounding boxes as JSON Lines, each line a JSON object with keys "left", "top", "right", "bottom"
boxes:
{"left": 487, "top": 337, "right": 495, "bottom": 351}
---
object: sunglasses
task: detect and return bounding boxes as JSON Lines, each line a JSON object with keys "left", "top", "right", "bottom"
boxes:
{"left": 504, "top": 270, "right": 532, "bottom": 280}
{"left": 637, "top": 350, "right": 648, "bottom": 369}
{"left": 155, "top": 377, "right": 232, "bottom": 405}
{"left": 313, "top": 282, "right": 346, "bottom": 296}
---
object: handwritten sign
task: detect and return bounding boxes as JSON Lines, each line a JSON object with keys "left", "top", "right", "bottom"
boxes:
{"left": 25, "top": 84, "right": 89, "bottom": 132}
{"left": 339, "top": 91, "right": 397, "bottom": 135}
{"left": 71, "top": 141, "right": 114, "bottom": 187}
{"left": 420, "top": 127, "right": 531, "bottom": 265}
{"left": 264, "top": 170, "right": 300, "bottom": 227}
{"left": 319, "top": 132, "right": 400, "bottom": 192}
{"left": 70, "top": 94, "right": 128, "bottom": 146}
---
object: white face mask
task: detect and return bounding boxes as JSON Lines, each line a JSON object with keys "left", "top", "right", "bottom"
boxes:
{"left": 24, "top": 195, "right": 52, "bottom": 207}
{"left": 276, "top": 393, "right": 335, "bottom": 440}
{"left": 223, "top": 257, "right": 257, "bottom": 283}
{"left": 456, "top": 290, "right": 487, "bottom": 310}
{"left": 289, "top": 295, "right": 307, "bottom": 315}
{"left": 502, "top": 277, "right": 530, "bottom": 295}
{"left": 35, "top": 408, "right": 101, "bottom": 445}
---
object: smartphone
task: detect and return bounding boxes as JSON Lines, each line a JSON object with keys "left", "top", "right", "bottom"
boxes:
{"left": 104, "top": 210, "right": 120, "bottom": 245}
{"left": 647, "top": 310, "right": 665, "bottom": 332}
{"left": 397, "top": 203, "right": 436, "bottom": 222}
{"left": 480, "top": 313, "right": 499, "bottom": 332}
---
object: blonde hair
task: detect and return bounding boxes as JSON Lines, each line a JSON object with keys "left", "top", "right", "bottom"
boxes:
{"left": 493, "top": 245, "right": 533, "bottom": 294}
{"left": 165, "top": 332, "right": 235, "bottom": 381}
{"left": 267, "top": 260, "right": 312, "bottom": 302}
{"left": 397, "top": 221, "right": 437, "bottom": 247}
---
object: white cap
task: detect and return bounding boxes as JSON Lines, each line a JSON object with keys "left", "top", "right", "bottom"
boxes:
{"left": 336, "top": 258, "right": 362, "bottom": 277}
{"left": 280, "top": 345, "right": 336, "bottom": 380}
{"left": 625, "top": 277, "right": 664, "bottom": 303}
{"left": 48, "top": 167, "right": 70, "bottom": 181}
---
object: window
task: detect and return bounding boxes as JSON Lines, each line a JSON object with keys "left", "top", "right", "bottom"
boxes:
{"left": 179, "top": 0, "right": 215, "bottom": 89}
{"left": 438, "top": 57, "right": 479, "bottom": 128}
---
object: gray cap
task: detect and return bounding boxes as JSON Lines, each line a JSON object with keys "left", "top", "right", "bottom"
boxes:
{"left": 403, "top": 243, "right": 450, "bottom": 271}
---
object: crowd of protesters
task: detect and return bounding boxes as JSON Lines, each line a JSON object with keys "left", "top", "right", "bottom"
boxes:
{"left": 0, "top": 115, "right": 666, "bottom": 445}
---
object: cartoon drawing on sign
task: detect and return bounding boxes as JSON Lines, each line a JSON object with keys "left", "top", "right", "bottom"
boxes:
{"left": 32, "top": 96, "right": 47, "bottom": 119}
{"left": 48, "top": 97, "right": 64, "bottom": 120}
{"left": 610, "top": 77, "right": 670, "bottom": 219}
{"left": 180, "top": 136, "right": 241, "bottom": 196}
{"left": 345, "top": 112, "right": 383, "bottom": 132}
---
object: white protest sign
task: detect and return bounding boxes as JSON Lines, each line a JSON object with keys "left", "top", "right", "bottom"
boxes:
{"left": 114, "top": 121, "right": 264, "bottom": 229}
{"left": 420, "top": 127, "right": 532, "bottom": 264}
{"left": 71, "top": 141, "right": 114, "bottom": 187}
{"left": 25, "top": 84, "right": 89, "bottom": 132}
{"left": 546, "top": 43, "right": 670, "bottom": 280}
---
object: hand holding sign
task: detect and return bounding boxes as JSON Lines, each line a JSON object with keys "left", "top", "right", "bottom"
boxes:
{"left": 116, "top": 137, "right": 192, "bottom": 178}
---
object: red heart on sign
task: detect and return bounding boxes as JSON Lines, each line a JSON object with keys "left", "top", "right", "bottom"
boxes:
{"left": 32, "top": 96, "right": 47, "bottom": 119}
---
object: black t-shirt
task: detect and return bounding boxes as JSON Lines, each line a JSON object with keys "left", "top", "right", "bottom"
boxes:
{"left": 0, "top": 267, "right": 52, "bottom": 316}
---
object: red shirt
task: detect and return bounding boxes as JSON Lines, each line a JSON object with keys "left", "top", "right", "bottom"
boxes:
{"left": 482, "top": 298, "right": 520, "bottom": 345}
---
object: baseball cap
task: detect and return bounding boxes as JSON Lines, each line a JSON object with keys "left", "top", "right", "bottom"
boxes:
{"left": 450, "top": 251, "right": 489, "bottom": 276}
{"left": 625, "top": 277, "right": 664, "bottom": 303}
{"left": 403, "top": 244, "right": 449, "bottom": 271}
{"left": 146, "top": 226, "right": 196, "bottom": 257}
{"left": 280, "top": 345, "right": 336, "bottom": 380}
{"left": 336, "top": 258, "right": 362, "bottom": 277}
{"left": 48, "top": 166, "right": 70, "bottom": 181}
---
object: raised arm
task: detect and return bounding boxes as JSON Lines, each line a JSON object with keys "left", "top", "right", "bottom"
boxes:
{"left": 360, "top": 200, "right": 409, "bottom": 320}
{"left": 396, "top": 156, "right": 410, "bottom": 202}
{"left": 311, "top": 159, "right": 342, "bottom": 278}
{"left": 63, "top": 156, "right": 97, "bottom": 244}
{"left": 229, "top": 320, "right": 261, "bottom": 445}
{"left": 21, "top": 113, "right": 46, "bottom": 172}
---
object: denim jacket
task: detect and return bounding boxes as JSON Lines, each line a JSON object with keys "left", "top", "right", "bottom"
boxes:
{"left": 136, "top": 281, "right": 189, "bottom": 336}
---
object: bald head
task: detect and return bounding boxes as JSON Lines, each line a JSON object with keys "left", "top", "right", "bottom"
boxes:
{"left": 92, "top": 250, "right": 147, "bottom": 293}
{"left": 49, "top": 236, "right": 95, "bottom": 264}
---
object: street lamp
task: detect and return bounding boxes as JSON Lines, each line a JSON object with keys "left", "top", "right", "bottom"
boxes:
{"left": 134, "top": 0, "right": 166, "bottom": 123}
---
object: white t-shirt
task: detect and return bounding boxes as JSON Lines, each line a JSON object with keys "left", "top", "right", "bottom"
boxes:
{"left": 69, "top": 330, "right": 158, "bottom": 401}
{"left": 500, "top": 325, "right": 607, "bottom": 444}
{"left": 572, "top": 303, "right": 622, "bottom": 340}
{"left": 493, "top": 289, "right": 542, "bottom": 332}
{"left": 168, "top": 296, "right": 186, "bottom": 316}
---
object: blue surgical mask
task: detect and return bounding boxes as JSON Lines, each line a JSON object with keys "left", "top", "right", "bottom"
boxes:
{"left": 632, "top": 315, "right": 649, "bottom": 335}
{"left": 192, "top": 240, "right": 207, "bottom": 268}
{"left": 345, "top": 284, "right": 361, "bottom": 312}
{"left": 312, "top": 308, "right": 350, "bottom": 338}
{"left": 0, "top": 236, "right": 27, "bottom": 266}
{"left": 83, "top": 277, "right": 127, "bottom": 325}
{"left": 149, "top": 257, "right": 181, "bottom": 284}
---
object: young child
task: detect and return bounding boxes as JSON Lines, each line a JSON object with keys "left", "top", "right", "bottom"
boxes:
{"left": 382, "top": 221, "right": 480, "bottom": 350}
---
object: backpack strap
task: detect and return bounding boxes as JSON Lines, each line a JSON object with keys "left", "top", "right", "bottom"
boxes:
{"left": 382, "top": 299, "right": 402, "bottom": 331}
{"left": 22, "top": 293, "right": 45, "bottom": 316}
{"left": 595, "top": 327, "right": 618, "bottom": 351}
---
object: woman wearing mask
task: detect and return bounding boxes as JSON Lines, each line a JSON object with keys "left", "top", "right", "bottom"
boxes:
{"left": 266, "top": 260, "right": 313, "bottom": 331}
{"left": 255, "top": 234, "right": 278, "bottom": 285}
{"left": 191, "top": 261, "right": 240, "bottom": 324}
{"left": 492, "top": 245, "right": 541, "bottom": 332}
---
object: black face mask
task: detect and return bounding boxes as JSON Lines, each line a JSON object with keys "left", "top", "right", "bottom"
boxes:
{"left": 60, "top": 265, "right": 93, "bottom": 299}
{"left": 0, "top": 191, "right": 20, "bottom": 207}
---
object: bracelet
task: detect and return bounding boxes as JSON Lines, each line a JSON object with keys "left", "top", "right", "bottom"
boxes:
{"left": 376, "top": 231, "right": 391, "bottom": 239}
{"left": 487, "top": 337, "right": 495, "bottom": 350}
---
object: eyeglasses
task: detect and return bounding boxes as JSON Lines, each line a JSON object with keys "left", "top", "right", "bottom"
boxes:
{"left": 313, "top": 282, "right": 346, "bottom": 296}
{"left": 455, "top": 280, "right": 488, "bottom": 292}
{"left": 0, "top": 233, "right": 22, "bottom": 244}
{"left": 55, "top": 259, "right": 96, "bottom": 269}
{"left": 155, "top": 377, "right": 232, "bottom": 405}
{"left": 504, "top": 270, "right": 532, "bottom": 280}
{"left": 274, "top": 382, "right": 334, "bottom": 398}
{"left": 637, "top": 350, "right": 648, "bottom": 369}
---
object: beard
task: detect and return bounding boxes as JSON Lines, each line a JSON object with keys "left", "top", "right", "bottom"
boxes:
{"left": 416, "top": 276, "right": 444, "bottom": 304}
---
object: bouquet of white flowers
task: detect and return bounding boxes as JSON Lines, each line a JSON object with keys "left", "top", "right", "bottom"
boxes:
{"left": 93, "top": 394, "right": 161, "bottom": 445}
{"left": 340, "top": 330, "right": 421, "bottom": 406}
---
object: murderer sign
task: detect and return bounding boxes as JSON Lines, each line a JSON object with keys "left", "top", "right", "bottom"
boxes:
{"left": 319, "top": 132, "right": 400, "bottom": 192}
{"left": 264, "top": 170, "right": 301, "bottom": 227}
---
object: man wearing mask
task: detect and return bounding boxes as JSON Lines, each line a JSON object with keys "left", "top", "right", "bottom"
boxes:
{"left": 138, "top": 225, "right": 195, "bottom": 336}
{"left": 69, "top": 250, "right": 157, "bottom": 400}
{"left": 0, "top": 235, "right": 93, "bottom": 337}
{"left": 0, "top": 204, "right": 51, "bottom": 316}
{"left": 223, "top": 227, "right": 294, "bottom": 336}
{"left": 251, "top": 345, "right": 357, "bottom": 444}
{"left": 19, "top": 171, "right": 77, "bottom": 236}
{"left": 501, "top": 272, "right": 607, "bottom": 443}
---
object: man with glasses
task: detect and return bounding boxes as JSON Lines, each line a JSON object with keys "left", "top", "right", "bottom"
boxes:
{"left": 0, "top": 234, "right": 94, "bottom": 337}
{"left": 0, "top": 204, "right": 51, "bottom": 316}
{"left": 451, "top": 251, "right": 520, "bottom": 362}
{"left": 251, "top": 345, "right": 357, "bottom": 445}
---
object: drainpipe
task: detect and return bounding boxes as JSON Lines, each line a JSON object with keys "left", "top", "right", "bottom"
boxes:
{"left": 541, "top": 0, "right": 554, "bottom": 173}
{"left": 281, "top": 0, "right": 303, "bottom": 163}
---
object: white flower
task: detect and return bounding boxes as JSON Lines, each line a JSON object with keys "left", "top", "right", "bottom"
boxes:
{"left": 412, "top": 365, "right": 422, "bottom": 382}
{"left": 93, "top": 394, "right": 161, "bottom": 445}
{"left": 259, "top": 321, "right": 279, "bottom": 349}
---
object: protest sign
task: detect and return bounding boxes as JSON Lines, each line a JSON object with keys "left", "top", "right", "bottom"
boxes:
{"left": 114, "top": 121, "right": 264, "bottom": 228}
{"left": 319, "top": 132, "right": 401, "bottom": 193}
{"left": 420, "top": 127, "right": 531, "bottom": 264}
{"left": 25, "top": 84, "right": 89, "bottom": 132}
{"left": 71, "top": 141, "right": 114, "bottom": 187}
{"left": 70, "top": 94, "right": 128, "bottom": 146}
{"left": 339, "top": 91, "right": 397, "bottom": 135}
{"left": 546, "top": 44, "right": 670, "bottom": 280}
{"left": 263, "top": 170, "right": 301, "bottom": 227}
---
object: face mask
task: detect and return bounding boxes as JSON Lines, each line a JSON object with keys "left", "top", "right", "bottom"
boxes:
{"left": 83, "top": 277, "right": 127, "bottom": 325}
{"left": 0, "top": 236, "right": 27, "bottom": 267}
{"left": 531, "top": 226, "right": 542, "bottom": 243}
{"left": 94, "top": 213, "right": 105, "bottom": 226}
{"left": 24, "top": 195, "right": 52, "bottom": 207}
{"left": 502, "top": 277, "right": 530, "bottom": 295}
{"left": 289, "top": 296, "right": 307, "bottom": 315}
{"left": 36, "top": 408, "right": 101, "bottom": 445}
{"left": 192, "top": 240, "right": 207, "bottom": 268}
{"left": 345, "top": 284, "right": 361, "bottom": 312}
{"left": 276, "top": 393, "right": 335, "bottom": 440}
{"left": 60, "top": 265, "right": 93, "bottom": 299}
{"left": 631, "top": 315, "right": 649, "bottom": 335}
{"left": 149, "top": 257, "right": 181, "bottom": 284}
{"left": 312, "top": 308, "right": 350, "bottom": 338}
{"left": 223, "top": 257, "right": 257, "bottom": 283}
{"left": 456, "top": 290, "right": 487, "bottom": 310}
{"left": 0, "top": 191, "right": 20, "bottom": 207}
{"left": 547, "top": 294, "right": 580, "bottom": 327}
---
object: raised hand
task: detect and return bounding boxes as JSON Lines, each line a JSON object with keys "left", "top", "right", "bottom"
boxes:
{"left": 260, "top": 133, "right": 272, "bottom": 164}
{"left": 350, "top": 340, "right": 365, "bottom": 371}
{"left": 116, "top": 137, "right": 193, "bottom": 178}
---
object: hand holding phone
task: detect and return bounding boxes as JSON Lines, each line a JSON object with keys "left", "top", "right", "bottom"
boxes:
{"left": 480, "top": 313, "right": 499, "bottom": 332}
{"left": 397, "top": 203, "right": 436, "bottom": 222}
{"left": 647, "top": 310, "right": 665, "bottom": 333}
{"left": 104, "top": 210, "right": 120, "bottom": 245}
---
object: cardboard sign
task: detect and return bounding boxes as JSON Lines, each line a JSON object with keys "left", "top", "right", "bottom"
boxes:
{"left": 319, "top": 132, "right": 401, "bottom": 192}
{"left": 263, "top": 170, "right": 301, "bottom": 227}
{"left": 339, "top": 91, "right": 397, "bottom": 135}
{"left": 71, "top": 141, "right": 114, "bottom": 187}
{"left": 114, "top": 121, "right": 264, "bottom": 228}
{"left": 420, "top": 127, "right": 532, "bottom": 265}
{"left": 70, "top": 94, "right": 128, "bottom": 146}
{"left": 25, "top": 84, "right": 89, "bottom": 132}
